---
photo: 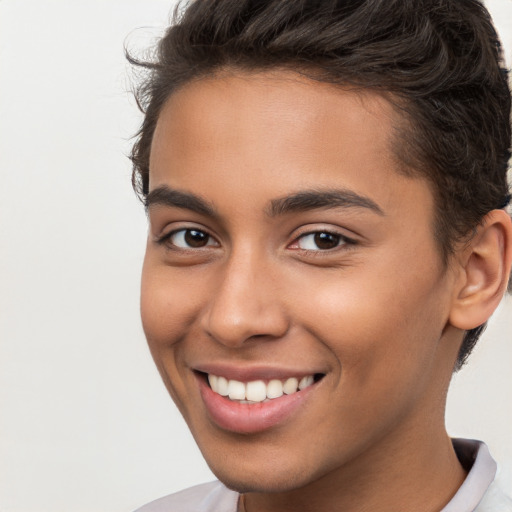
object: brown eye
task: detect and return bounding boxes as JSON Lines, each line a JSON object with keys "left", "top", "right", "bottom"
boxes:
{"left": 296, "top": 232, "right": 344, "bottom": 250}
{"left": 169, "top": 229, "right": 216, "bottom": 248}
{"left": 184, "top": 229, "right": 209, "bottom": 247}
{"left": 315, "top": 232, "right": 340, "bottom": 250}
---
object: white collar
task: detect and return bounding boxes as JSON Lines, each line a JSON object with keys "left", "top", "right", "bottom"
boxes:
{"left": 441, "top": 439, "right": 497, "bottom": 512}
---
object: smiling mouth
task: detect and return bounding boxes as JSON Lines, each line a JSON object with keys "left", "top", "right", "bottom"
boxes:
{"left": 205, "top": 373, "right": 325, "bottom": 403}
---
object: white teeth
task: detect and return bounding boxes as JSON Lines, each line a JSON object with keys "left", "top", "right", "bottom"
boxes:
{"left": 246, "top": 380, "right": 267, "bottom": 402}
{"left": 208, "top": 374, "right": 218, "bottom": 390}
{"left": 267, "top": 379, "right": 284, "bottom": 399}
{"left": 283, "top": 377, "right": 299, "bottom": 395}
{"left": 208, "top": 374, "right": 318, "bottom": 402}
{"left": 298, "top": 375, "right": 314, "bottom": 390}
{"left": 228, "top": 380, "right": 246, "bottom": 400}
{"left": 216, "top": 376, "right": 229, "bottom": 396}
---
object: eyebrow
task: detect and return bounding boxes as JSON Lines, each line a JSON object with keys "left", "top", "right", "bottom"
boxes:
{"left": 145, "top": 186, "right": 216, "bottom": 217}
{"left": 268, "top": 189, "right": 384, "bottom": 217}
{"left": 145, "top": 185, "right": 384, "bottom": 218}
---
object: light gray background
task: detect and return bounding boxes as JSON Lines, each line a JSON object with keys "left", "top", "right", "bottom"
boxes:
{"left": 0, "top": 1, "right": 511, "bottom": 511}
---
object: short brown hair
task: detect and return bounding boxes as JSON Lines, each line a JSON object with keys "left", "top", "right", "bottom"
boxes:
{"left": 128, "top": 0, "right": 511, "bottom": 369}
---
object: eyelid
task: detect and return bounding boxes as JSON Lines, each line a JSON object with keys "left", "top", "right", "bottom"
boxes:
{"left": 156, "top": 226, "right": 220, "bottom": 249}
{"left": 288, "top": 227, "right": 358, "bottom": 251}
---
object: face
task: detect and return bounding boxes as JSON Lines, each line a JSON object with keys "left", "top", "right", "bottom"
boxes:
{"left": 141, "top": 71, "right": 460, "bottom": 493}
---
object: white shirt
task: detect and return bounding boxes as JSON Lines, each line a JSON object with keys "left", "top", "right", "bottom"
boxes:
{"left": 135, "top": 439, "right": 512, "bottom": 512}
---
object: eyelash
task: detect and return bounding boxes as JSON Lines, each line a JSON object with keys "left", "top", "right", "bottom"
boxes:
{"left": 289, "top": 230, "right": 357, "bottom": 252}
{"left": 157, "top": 227, "right": 356, "bottom": 252}
{"left": 157, "top": 228, "right": 218, "bottom": 250}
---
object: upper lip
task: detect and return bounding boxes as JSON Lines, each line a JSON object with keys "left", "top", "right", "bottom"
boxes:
{"left": 193, "top": 363, "right": 326, "bottom": 382}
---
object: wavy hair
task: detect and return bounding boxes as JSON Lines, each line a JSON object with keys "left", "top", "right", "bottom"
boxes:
{"left": 128, "top": 0, "right": 511, "bottom": 370}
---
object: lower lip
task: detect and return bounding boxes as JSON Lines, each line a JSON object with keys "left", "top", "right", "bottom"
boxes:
{"left": 198, "top": 375, "right": 317, "bottom": 434}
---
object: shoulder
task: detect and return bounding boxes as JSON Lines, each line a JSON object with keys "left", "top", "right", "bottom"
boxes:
{"left": 442, "top": 439, "right": 512, "bottom": 512}
{"left": 134, "top": 481, "right": 239, "bottom": 512}
{"left": 476, "top": 477, "right": 512, "bottom": 512}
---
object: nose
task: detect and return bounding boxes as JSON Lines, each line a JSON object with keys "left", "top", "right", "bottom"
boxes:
{"left": 200, "top": 249, "right": 289, "bottom": 347}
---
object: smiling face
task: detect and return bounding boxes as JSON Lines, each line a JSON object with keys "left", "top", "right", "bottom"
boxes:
{"left": 141, "top": 71, "right": 463, "bottom": 493}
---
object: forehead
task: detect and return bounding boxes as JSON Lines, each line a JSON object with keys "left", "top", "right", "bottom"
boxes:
{"left": 151, "top": 70, "right": 396, "bottom": 173}
{"left": 149, "top": 70, "right": 433, "bottom": 225}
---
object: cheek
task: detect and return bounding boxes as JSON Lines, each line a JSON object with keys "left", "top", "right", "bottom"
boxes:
{"left": 140, "top": 259, "right": 203, "bottom": 349}
{"left": 294, "top": 275, "right": 448, "bottom": 446}
{"left": 140, "top": 259, "right": 203, "bottom": 411}
{"left": 293, "top": 257, "right": 448, "bottom": 389}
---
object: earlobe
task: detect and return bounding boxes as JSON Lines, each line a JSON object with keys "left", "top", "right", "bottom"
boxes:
{"left": 449, "top": 209, "right": 512, "bottom": 331}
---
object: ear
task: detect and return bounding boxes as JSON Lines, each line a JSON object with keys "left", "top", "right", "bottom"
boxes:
{"left": 449, "top": 209, "right": 512, "bottom": 330}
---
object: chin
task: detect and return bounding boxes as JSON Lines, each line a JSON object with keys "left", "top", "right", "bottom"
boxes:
{"left": 210, "top": 466, "right": 315, "bottom": 494}
{"left": 201, "top": 444, "right": 328, "bottom": 494}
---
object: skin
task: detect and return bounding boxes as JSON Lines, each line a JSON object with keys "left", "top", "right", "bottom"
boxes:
{"left": 141, "top": 70, "right": 511, "bottom": 512}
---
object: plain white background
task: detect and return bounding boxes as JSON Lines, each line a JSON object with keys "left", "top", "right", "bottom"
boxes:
{"left": 0, "top": 1, "right": 511, "bottom": 511}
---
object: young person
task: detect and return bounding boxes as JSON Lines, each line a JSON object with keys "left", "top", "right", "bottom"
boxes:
{"left": 129, "top": 1, "right": 512, "bottom": 510}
